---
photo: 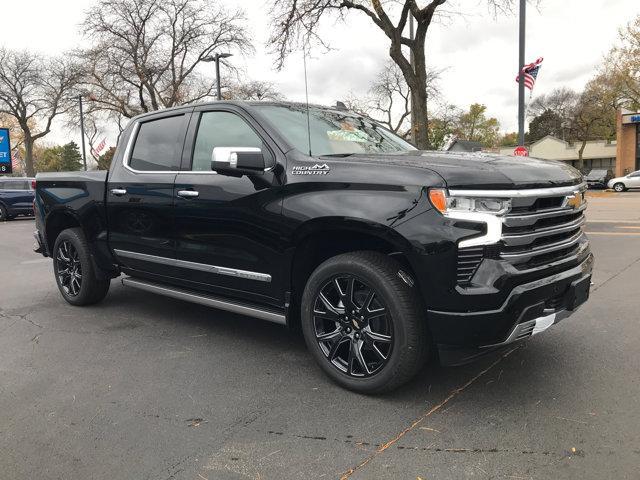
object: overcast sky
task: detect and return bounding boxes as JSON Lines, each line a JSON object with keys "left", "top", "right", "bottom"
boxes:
{"left": 0, "top": 0, "right": 637, "bottom": 148}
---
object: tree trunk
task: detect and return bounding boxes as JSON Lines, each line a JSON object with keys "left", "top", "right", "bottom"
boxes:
{"left": 24, "top": 136, "right": 35, "bottom": 177}
{"left": 577, "top": 140, "right": 587, "bottom": 172}
{"left": 411, "top": 86, "right": 429, "bottom": 150}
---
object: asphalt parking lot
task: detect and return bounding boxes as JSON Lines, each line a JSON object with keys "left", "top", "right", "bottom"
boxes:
{"left": 1, "top": 192, "right": 639, "bottom": 480}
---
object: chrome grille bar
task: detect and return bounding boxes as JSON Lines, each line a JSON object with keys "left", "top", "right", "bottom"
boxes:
{"left": 501, "top": 216, "right": 586, "bottom": 247}
{"left": 503, "top": 202, "right": 587, "bottom": 228}
{"left": 500, "top": 231, "right": 585, "bottom": 261}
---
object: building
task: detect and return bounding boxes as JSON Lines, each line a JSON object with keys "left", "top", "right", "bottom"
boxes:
{"left": 616, "top": 109, "right": 640, "bottom": 176}
{"left": 498, "top": 135, "right": 617, "bottom": 171}
{"left": 447, "top": 139, "right": 483, "bottom": 153}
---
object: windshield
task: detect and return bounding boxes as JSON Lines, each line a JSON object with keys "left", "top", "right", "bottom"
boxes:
{"left": 254, "top": 104, "right": 416, "bottom": 156}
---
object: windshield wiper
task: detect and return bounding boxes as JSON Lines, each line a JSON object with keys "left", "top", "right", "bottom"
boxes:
{"left": 320, "top": 153, "right": 355, "bottom": 157}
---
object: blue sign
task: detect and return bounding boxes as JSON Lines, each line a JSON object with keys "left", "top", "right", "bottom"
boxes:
{"left": 0, "top": 128, "right": 11, "bottom": 174}
{"left": 631, "top": 115, "right": 640, "bottom": 124}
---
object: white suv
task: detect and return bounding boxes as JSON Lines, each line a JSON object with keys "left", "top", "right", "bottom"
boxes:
{"left": 608, "top": 170, "right": 640, "bottom": 192}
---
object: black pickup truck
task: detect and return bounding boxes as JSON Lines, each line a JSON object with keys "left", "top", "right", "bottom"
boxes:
{"left": 33, "top": 101, "right": 593, "bottom": 393}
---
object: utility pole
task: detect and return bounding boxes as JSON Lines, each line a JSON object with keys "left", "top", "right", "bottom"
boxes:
{"left": 518, "top": 0, "right": 526, "bottom": 146}
{"left": 78, "top": 95, "right": 87, "bottom": 171}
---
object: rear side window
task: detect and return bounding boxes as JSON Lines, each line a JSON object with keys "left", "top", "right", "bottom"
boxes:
{"left": 2, "top": 180, "right": 27, "bottom": 190}
{"left": 129, "top": 115, "right": 185, "bottom": 171}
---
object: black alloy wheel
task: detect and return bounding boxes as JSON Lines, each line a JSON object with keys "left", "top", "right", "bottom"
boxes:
{"left": 301, "top": 251, "right": 429, "bottom": 393}
{"left": 52, "top": 227, "right": 111, "bottom": 306}
{"left": 56, "top": 240, "right": 83, "bottom": 296}
{"left": 313, "top": 275, "right": 393, "bottom": 377}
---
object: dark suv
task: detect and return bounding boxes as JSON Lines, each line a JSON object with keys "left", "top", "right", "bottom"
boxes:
{"left": 0, "top": 177, "right": 35, "bottom": 221}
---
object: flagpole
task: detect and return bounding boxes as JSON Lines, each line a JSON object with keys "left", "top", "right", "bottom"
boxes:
{"left": 518, "top": 0, "right": 526, "bottom": 146}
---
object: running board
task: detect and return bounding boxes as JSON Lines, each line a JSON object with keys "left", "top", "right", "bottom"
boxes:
{"left": 121, "top": 277, "right": 286, "bottom": 325}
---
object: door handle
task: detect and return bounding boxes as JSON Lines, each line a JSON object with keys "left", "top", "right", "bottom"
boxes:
{"left": 177, "top": 190, "right": 199, "bottom": 198}
{"left": 110, "top": 188, "right": 127, "bottom": 196}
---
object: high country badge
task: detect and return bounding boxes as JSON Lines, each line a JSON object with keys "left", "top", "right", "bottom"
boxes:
{"left": 292, "top": 163, "right": 330, "bottom": 175}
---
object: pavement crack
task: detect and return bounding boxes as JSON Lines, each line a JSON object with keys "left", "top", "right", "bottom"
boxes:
{"left": 592, "top": 255, "right": 640, "bottom": 294}
{"left": 338, "top": 345, "right": 521, "bottom": 480}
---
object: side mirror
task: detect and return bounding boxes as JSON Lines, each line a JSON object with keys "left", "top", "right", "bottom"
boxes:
{"left": 211, "top": 147, "right": 265, "bottom": 175}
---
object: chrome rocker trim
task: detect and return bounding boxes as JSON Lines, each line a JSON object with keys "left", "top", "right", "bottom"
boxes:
{"left": 113, "top": 249, "right": 272, "bottom": 283}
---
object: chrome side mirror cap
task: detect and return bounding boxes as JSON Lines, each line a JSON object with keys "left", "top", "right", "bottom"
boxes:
{"left": 211, "top": 147, "right": 265, "bottom": 174}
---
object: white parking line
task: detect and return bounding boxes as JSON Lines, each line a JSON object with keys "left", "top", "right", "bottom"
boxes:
{"left": 20, "top": 258, "right": 50, "bottom": 265}
{"left": 585, "top": 232, "right": 640, "bottom": 236}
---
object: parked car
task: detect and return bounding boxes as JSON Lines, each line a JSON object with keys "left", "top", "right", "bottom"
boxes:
{"left": 0, "top": 177, "right": 35, "bottom": 221}
{"left": 608, "top": 170, "right": 640, "bottom": 192}
{"left": 585, "top": 169, "right": 613, "bottom": 189}
{"left": 33, "top": 101, "right": 593, "bottom": 393}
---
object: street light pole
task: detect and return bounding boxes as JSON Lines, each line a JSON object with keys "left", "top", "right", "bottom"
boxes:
{"left": 78, "top": 95, "right": 88, "bottom": 171}
{"left": 518, "top": 0, "right": 526, "bottom": 147}
{"left": 203, "top": 53, "right": 233, "bottom": 101}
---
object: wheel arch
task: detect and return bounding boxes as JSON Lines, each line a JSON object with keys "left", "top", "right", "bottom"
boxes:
{"left": 45, "top": 208, "right": 83, "bottom": 253}
{"left": 287, "top": 217, "right": 422, "bottom": 328}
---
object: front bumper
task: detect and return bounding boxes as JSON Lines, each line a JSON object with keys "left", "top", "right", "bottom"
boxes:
{"left": 430, "top": 254, "right": 593, "bottom": 365}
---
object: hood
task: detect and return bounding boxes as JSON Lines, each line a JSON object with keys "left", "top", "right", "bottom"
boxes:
{"left": 334, "top": 151, "right": 583, "bottom": 189}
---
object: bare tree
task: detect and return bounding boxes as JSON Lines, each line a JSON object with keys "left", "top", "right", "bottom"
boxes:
{"left": 224, "top": 80, "right": 284, "bottom": 101}
{"left": 267, "top": 0, "right": 529, "bottom": 149}
{"left": 0, "top": 48, "right": 80, "bottom": 176}
{"left": 79, "top": 0, "right": 253, "bottom": 118}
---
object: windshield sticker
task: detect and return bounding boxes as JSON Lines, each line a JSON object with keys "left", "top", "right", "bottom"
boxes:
{"left": 327, "top": 129, "right": 369, "bottom": 143}
{"left": 292, "top": 163, "right": 330, "bottom": 175}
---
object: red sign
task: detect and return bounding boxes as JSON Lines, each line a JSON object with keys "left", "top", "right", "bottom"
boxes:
{"left": 513, "top": 146, "right": 529, "bottom": 157}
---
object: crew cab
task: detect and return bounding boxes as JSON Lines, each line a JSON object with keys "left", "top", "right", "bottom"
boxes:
{"left": 33, "top": 101, "right": 593, "bottom": 393}
{"left": 0, "top": 177, "right": 35, "bottom": 221}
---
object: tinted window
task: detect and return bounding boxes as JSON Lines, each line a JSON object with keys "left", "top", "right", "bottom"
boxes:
{"left": 129, "top": 115, "right": 185, "bottom": 171}
{"left": 254, "top": 104, "right": 416, "bottom": 157}
{"left": 191, "top": 111, "right": 272, "bottom": 171}
{"left": 629, "top": 171, "right": 640, "bottom": 178}
{"left": 3, "top": 180, "right": 27, "bottom": 190}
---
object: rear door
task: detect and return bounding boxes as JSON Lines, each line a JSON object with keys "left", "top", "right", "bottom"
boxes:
{"left": 107, "top": 110, "right": 191, "bottom": 278}
{"left": 172, "top": 106, "right": 286, "bottom": 305}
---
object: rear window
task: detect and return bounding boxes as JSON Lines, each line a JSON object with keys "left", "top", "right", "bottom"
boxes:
{"left": 0, "top": 180, "right": 28, "bottom": 190}
{"left": 129, "top": 115, "right": 186, "bottom": 171}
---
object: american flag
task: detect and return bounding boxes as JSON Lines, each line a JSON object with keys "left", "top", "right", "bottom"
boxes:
{"left": 516, "top": 57, "right": 544, "bottom": 91}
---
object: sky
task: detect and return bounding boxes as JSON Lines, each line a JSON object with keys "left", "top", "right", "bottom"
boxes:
{"left": 0, "top": 0, "right": 637, "bottom": 149}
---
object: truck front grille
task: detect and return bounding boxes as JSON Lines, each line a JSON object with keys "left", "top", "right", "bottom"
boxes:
{"left": 499, "top": 190, "right": 586, "bottom": 268}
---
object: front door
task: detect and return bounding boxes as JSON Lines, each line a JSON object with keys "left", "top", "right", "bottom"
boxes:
{"left": 173, "top": 107, "right": 285, "bottom": 306}
{"left": 107, "top": 111, "right": 190, "bottom": 278}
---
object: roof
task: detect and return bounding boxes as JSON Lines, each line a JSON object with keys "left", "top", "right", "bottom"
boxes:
{"left": 447, "top": 139, "right": 483, "bottom": 152}
{"left": 129, "top": 100, "right": 353, "bottom": 122}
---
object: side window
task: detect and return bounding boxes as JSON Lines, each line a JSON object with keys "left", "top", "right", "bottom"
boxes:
{"left": 191, "top": 111, "right": 273, "bottom": 172}
{"left": 129, "top": 115, "right": 185, "bottom": 171}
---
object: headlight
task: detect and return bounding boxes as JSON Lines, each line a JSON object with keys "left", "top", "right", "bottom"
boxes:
{"left": 428, "top": 188, "right": 511, "bottom": 215}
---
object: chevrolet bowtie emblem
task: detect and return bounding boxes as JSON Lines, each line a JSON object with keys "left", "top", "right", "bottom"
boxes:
{"left": 565, "top": 192, "right": 582, "bottom": 209}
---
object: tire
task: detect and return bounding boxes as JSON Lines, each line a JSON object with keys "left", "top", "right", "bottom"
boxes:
{"left": 0, "top": 204, "right": 7, "bottom": 221}
{"left": 53, "top": 228, "right": 110, "bottom": 306}
{"left": 613, "top": 182, "right": 626, "bottom": 192}
{"left": 301, "top": 251, "right": 429, "bottom": 394}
